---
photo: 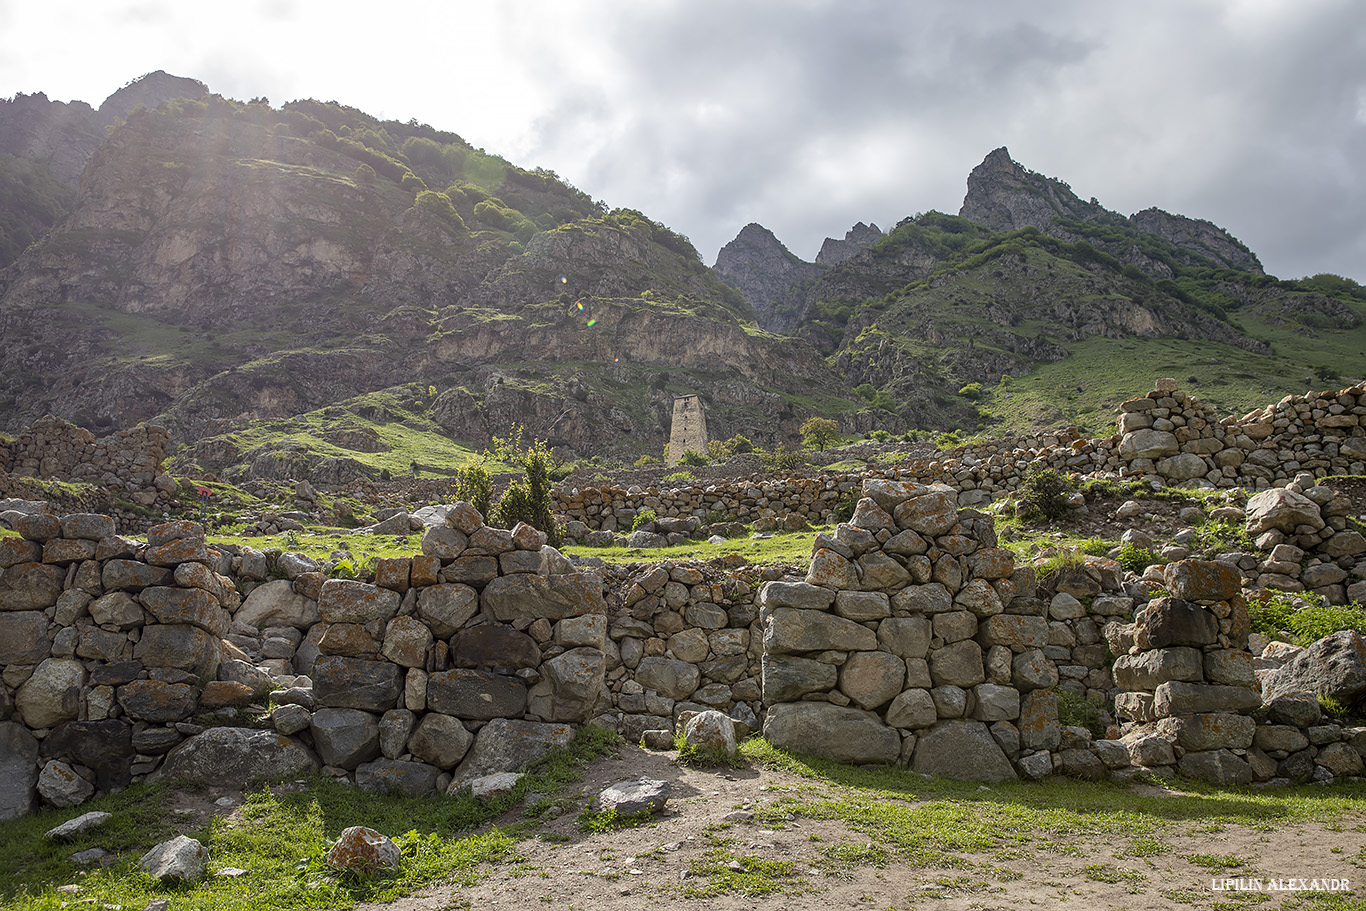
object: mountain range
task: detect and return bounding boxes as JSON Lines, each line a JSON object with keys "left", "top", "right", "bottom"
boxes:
{"left": 1, "top": 72, "right": 1362, "bottom": 485}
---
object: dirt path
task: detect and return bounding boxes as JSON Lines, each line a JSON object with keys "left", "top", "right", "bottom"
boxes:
{"left": 356, "top": 743, "right": 1366, "bottom": 911}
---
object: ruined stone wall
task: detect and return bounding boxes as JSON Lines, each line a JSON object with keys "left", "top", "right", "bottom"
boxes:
{"left": 0, "top": 507, "right": 614, "bottom": 819}
{"left": 555, "top": 381, "right": 1366, "bottom": 538}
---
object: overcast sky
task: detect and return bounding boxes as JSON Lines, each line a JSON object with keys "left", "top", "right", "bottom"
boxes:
{"left": 2, "top": 0, "right": 1364, "bottom": 281}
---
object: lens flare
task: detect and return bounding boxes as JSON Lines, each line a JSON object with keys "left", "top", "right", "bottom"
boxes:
{"left": 558, "top": 275, "right": 568, "bottom": 284}
{"left": 576, "top": 301, "right": 584, "bottom": 311}
{"left": 586, "top": 318, "right": 596, "bottom": 327}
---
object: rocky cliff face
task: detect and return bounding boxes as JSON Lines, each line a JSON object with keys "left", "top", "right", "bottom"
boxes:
{"left": 712, "top": 223, "right": 823, "bottom": 333}
{"left": 815, "top": 221, "right": 883, "bottom": 265}
{"left": 0, "top": 82, "right": 871, "bottom": 466}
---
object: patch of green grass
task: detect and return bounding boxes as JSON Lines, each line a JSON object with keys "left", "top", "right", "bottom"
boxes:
{"left": 576, "top": 807, "right": 658, "bottom": 833}
{"left": 0, "top": 729, "right": 621, "bottom": 911}
{"left": 682, "top": 849, "right": 806, "bottom": 899}
{"left": 563, "top": 529, "right": 818, "bottom": 567}
{"left": 739, "top": 738, "right": 1366, "bottom": 876}
{"left": 1187, "top": 852, "right": 1253, "bottom": 872}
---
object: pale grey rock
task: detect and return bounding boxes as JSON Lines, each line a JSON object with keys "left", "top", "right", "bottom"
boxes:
{"left": 141, "top": 835, "right": 208, "bottom": 882}
{"left": 912, "top": 720, "right": 1017, "bottom": 782}
{"left": 448, "top": 719, "right": 574, "bottom": 791}
{"left": 37, "top": 760, "right": 94, "bottom": 808}
{"left": 594, "top": 778, "right": 671, "bottom": 816}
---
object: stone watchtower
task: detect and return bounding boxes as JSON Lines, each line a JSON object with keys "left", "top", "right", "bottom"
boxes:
{"left": 667, "top": 394, "right": 709, "bottom": 467}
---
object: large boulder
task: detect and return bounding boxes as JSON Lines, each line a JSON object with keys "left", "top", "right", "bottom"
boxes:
{"left": 15, "top": 658, "right": 86, "bottom": 729}
{"left": 1245, "top": 488, "right": 1325, "bottom": 534}
{"left": 447, "top": 719, "right": 574, "bottom": 791}
{"left": 235, "top": 580, "right": 319, "bottom": 629}
{"left": 407, "top": 714, "right": 473, "bottom": 769}
{"left": 634, "top": 657, "right": 700, "bottom": 701}
{"left": 313, "top": 655, "right": 404, "bottom": 711}
{"left": 764, "top": 608, "right": 877, "bottom": 654}
{"left": 529, "top": 647, "right": 605, "bottom": 722}
{"left": 1261, "top": 630, "right": 1366, "bottom": 708}
{"left": 761, "top": 655, "right": 837, "bottom": 703}
{"left": 481, "top": 573, "right": 602, "bottom": 621}
{"left": 762, "top": 702, "right": 900, "bottom": 765}
{"left": 355, "top": 759, "right": 440, "bottom": 798}
{"left": 156, "top": 727, "right": 318, "bottom": 786}
{"left": 911, "top": 719, "right": 1017, "bottom": 782}
{"left": 426, "top": 669, "right": 527, "bottom": 719}
{"left": 310, "top": 708, "right": 381, "bottom": 769}
{"left": 0, "top": 723, "right": 39, "bottom": 820}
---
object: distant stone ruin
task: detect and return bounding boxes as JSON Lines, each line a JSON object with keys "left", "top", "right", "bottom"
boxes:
{"left": 666, "top": 395, "right": 708, "bottom": 467}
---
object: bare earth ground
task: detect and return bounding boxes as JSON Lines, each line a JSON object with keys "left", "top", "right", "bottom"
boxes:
{"left": 338, "top": 743, "right": 1366, "bottom": 911}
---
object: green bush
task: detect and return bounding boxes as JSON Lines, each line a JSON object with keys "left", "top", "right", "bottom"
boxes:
{"left": 1056, "top": 689, "right": 1107, "bottom": 740}
{"left": 706, "top": 440, "right": 731, "bottom": 461}
{"left": 1115, "top": 541, "right": 1159, "bottom": 573}
{"left": 634, "top": 454, "right": 661, "bottom": 466}
{"left": 679, "top": 449, "right": 708, "bottom": 467}
{"left": 725, "top": 434, "right": 755, "bottom": 454}
{"left": 958, "top": 382, "right": 984, "bottom": 401}
{"left": 454, "top": 458, "right": 493, "bottom": 517}
{"left": 664, "top": 470, "right": 694, "bottom": 482}
{"left": 415, "top": 190, "right": 466, "bottom": 232}
{"left": 868, "top": 429, "right": 891, "bottom": 442}
{"left": 631, "top": 509, "right": 656, "bottom": 532}
{"left": 1018, "top": 466, "right": 1073, "bottom": 522}
{"left": 492, "top": 440, "right": 562, "bottom": 546}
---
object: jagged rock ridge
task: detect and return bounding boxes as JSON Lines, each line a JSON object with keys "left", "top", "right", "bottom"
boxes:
{"left": 958, "top": 146, "right": 1263, "bottom": 276}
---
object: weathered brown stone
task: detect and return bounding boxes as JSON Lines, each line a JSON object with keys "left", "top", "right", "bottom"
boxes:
{"left": 482, "top": 573, "right": 602, "bottom": 622}
{"left": 373, "top": 557, "right": 411, "bottom": 593}
{"left": 42, "top": 538, "right": 96, "bottom": 566}
{"left": 101, "top": 560, "right": 172, "bottom": 592}
{"left": 139, "top": 587, "right": 227, "bottom": 636}
{"left": 117, "top": 680, "right": 197, "bottom": 723}
{"left": 317, "top": 580, "right": 400, "bottom": 624}
{"left": 0, "top": 562, "right": 65, "bottom": 610}
{"left": 1164, "top": 560, "right": 1242, "bottom": 602}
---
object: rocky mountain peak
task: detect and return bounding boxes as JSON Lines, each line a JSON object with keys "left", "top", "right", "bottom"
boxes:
{"left": 815, "top": 221, "right": 884, "bottom": 266}
{"left": 714, "top": 223, "right": 824, "bottom": 334}
{"left": 97, "top": 71, "right": 209, "bottom": 124}
{"left": 1128, "top": 207, "right": 1263, "bottom": 274}
{"left": 958, "top": 146, "right": 1093, "bottom": 233}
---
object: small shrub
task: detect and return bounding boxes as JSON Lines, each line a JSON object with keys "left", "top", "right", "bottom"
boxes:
{"left": 631, "top": 509, "right": 657, "bottom": 532}
{"left": 1056, "top": 689, "right": 1107, "bottom": 740}
{"left": 934, "top": 430, "right": 963, "bottom": 449}
{"left": 664, "top": 470, "right": 694, "bottom": 482}
{"left": 761, "top": 448, "right": 808, "bottom": 470}
{"left": 868, "top": 429, "right": 891, "bottom": 442}
{"left": 453, "top": 458, "right": 493, "bottom": 517}
{"left": 958, "top": 382, "right": 984, "bottom": 401}
{"left": 1115, "top": 541, "right": 1159, "bottom": 573}
{"left": 1018, "top": 466, "right": 1073, "bottom": 521}
{"left": 1034, "top": 548, "right": 1086, "bottom": 587}
{"left": 634, "top": 454, "right": 661, "bottom": 466}
{"left": 679, "top": 449, "right": 708, "bottom": 467}
{"left": 725, "top": 434, "right": 755, "bottom": 454}
{"left": 492, "top": 439, "right": 563, "bottom": 546}
{"left": 706, "top": 440, "right": 731, "bottom": 461}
